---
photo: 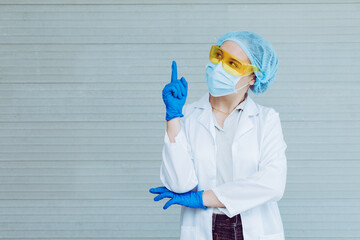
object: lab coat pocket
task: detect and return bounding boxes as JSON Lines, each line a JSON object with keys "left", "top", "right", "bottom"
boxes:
{"left": 259, "top": 232, "right": 285, "bottom": 240}
{"left": 180, "top": 226, "right": 196, "bottom": 240}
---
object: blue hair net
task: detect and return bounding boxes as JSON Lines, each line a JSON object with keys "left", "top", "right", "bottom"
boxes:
{"left": 215, "top": 31, "right": 279, "bottom": 95}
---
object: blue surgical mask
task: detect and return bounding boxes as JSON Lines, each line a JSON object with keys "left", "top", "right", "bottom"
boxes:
{"left": 205, "top": 62, "right": 250, "bottom": 97}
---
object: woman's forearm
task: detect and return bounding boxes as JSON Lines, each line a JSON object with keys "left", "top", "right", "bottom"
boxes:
{"left": 166, "top": 117, "right": 181, "bottom": 143}
{"left": 203, "top": 190, "right": 226, "bottom": 208}
{"left": 166, "top": 119, "right": 225, "bottom": 209}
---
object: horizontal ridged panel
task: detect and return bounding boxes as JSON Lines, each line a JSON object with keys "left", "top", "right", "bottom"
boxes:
{"left": 0, "top": 2, "right": 359, "bottom": 240}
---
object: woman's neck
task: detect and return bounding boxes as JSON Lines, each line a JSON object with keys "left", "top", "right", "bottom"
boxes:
{"left": 209, "top": 91, "right": 248, "bottom": 113}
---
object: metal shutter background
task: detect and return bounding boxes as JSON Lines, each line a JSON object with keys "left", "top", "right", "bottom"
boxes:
{"left": 0, "top": 1, "right": 359, "bottom": 239}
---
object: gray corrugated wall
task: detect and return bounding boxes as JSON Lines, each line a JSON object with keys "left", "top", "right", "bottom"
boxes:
{"left": 0, "top": 1, "right": 359, "bottom": 239}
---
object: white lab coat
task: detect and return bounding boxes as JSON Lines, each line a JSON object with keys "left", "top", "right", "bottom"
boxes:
{"left": 160, "top": 91, "right": 288, "bottom": 240}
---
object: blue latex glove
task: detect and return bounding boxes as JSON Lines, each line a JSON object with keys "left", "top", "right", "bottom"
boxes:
{"left": 162, "top": 60, "right": 188, "bottom": 121}
{"left": 149, "top": 186, "right": 208, "bottom": 210}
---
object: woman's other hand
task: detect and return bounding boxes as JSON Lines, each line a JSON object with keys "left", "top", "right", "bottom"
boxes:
{"left": 149, "top": 186, "right": 207, "bottom": 210}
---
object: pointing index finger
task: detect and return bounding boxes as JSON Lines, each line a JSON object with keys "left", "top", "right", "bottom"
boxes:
{"left": 171, "top": 60, "right": 178, "bottom": 83}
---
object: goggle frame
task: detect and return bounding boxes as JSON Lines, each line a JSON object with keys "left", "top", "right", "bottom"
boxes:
{"left": 209, "top": 45, "right": 260, "bottom": 77}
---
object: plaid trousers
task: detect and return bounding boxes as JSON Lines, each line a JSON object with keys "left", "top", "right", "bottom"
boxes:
{"left": 212, "top": 213, "right": 244, "bottom": 240}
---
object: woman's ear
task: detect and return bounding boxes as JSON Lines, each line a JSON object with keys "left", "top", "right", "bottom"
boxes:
{"left": 249, "top": 73, "right": 256, "bottom": 85}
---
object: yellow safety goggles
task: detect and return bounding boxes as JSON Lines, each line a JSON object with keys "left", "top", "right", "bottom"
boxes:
{"left": 209, "top": 45, "right": 260, "bottom": 76}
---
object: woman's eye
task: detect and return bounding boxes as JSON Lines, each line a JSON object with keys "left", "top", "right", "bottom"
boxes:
{"left": 230, "top": 61, "right": 238, "bottom": 68}
{"left": 216, "top": 53, "right": 223, "bottom": 59}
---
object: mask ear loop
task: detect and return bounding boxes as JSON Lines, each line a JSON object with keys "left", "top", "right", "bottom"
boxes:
{"left": 234, "top": 72, "right": 253, "bottom": 93}
{"left": 234, "top": 82, "right": 249, "bottom": 93}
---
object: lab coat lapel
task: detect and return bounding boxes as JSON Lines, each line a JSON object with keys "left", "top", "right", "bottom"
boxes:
{"left": 196, "top": 93, "right": 216, "bottom": 145}
{"left": 193, "top": 92, "right": 259, "bottom": 144}
{"left": 233, "top": 94, "right": 259, "bottom": 143}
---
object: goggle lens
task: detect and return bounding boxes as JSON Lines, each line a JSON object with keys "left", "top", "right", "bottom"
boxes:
{"left": 209, "top": 45, "right": 259, "bottom": 76}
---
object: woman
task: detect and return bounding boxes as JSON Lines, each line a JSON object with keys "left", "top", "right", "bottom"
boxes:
{"left": 149, "top": 31, "right": 287, "bottom": 240}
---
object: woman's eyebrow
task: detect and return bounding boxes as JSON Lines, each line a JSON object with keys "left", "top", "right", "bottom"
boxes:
{"left": 229, "top": 57, "right": 241, "bottom": 62}
{"left": 219, "top": 47, "right": 251, "bottom": 64}
{"left": 230, "top": 56, "right": 249, "bottom": 64}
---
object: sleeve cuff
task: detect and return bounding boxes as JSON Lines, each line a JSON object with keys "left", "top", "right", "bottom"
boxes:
{"left": 211, "top": 187, "right": 237, "bottom": 218}
{"left": 164, "top": 127, "right": 186, "bottom": 145}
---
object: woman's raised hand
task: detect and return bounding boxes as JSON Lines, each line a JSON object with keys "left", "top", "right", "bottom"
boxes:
{"left": 162, "top": 60, "right": 188, "bottom": 121}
